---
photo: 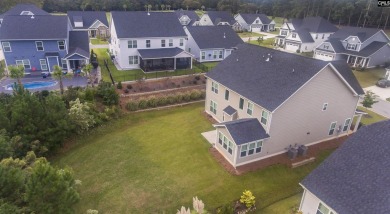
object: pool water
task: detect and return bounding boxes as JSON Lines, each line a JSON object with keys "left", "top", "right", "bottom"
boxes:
{"left": 6, "top": 81, "right": 58, "bottom": 90}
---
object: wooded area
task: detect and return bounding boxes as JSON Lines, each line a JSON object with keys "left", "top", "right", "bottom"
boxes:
{"left": 0, "top": 0, "right": 389, "bottom": 29}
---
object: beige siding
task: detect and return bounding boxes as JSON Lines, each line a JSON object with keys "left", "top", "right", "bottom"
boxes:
{"left": 215, "top": 128, "right": 236, "bottom": 165}
{"left": 299, "top": 189, "right": 337, "bottom": 214}
{"left": 267, "top": 65, "right": 358, "bottom": 155}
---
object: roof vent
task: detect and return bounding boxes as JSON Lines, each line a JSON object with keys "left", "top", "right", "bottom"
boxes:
{"left": 147, "top": 12, "right": 150, "bottom": 15}
{"left": 292, "top": 68, "right": 295, "bottom": 73}
{"left": 223, "top": 33, "right": 226, "bottom": 38}
{"left": 236, "top": 58, "right": 239, "bottom": 62}
{"left": 31, "top": 15, "right": 35, "bottom": 19}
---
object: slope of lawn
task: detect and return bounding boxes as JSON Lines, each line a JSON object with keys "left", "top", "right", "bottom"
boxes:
{"left": 261, "top": 193, "right": 302, "bottom": 214}
{"left": 357, "top": 106, "right": 388, "bottom": 125}
{"left": 54, "top": 103, "right": 332, "bottom": 213}
{"left": 352, "top": 68, "right": 386, "bottom": 88}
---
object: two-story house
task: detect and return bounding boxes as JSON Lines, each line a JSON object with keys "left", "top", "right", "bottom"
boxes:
{"left": 234, "top": 13, "right": 275, "bottom": 32}
{"left": 314, "top": 27, "right": 390, "bottom": 68}
{"left": 184, "top": 25, "right": 243, "bottom": 62}
{"left": 174, "top": 10, "right": 199, "bottom": 26}
{"left": 198, "top": 11, "right": 236, "bottom": 26}
{"left": 275, "top": 17, "right": 338, "bottom": 52}
{"left": 67, "top": 11, "right": 110, "bottom": 38}
{"left": 109, "top": 11, "right": 193, "bottom": 72}
{"left": 0, "top": 15, "right": 90, "bottom": 74}
{"left": 204, "top": 43, "right": 364, "bottom": 168}
{"left": 299, "top": 120, "right": 390, "bottom": 214}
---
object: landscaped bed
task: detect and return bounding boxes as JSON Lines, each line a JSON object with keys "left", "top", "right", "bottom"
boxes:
{"left": 53, "top": 103, "right": 335, "bottom": 213}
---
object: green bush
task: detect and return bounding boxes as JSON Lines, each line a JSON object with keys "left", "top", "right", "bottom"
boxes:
{"left": 156, "top": 97, "right": 168, "bottom": 106}
{"left": 200, "top": 91, "right": 206, "bottom": 99}
{"left": 147, "top": 96, "right": 157, "bottom": 108}
{"left": 96, "top": 82, "right": 119, "bottom": 106}
{"left": 176, "top": 93, "right": 184, "bottom": 103}
{"left": 126, "top": 101, "right": 139, "bottom": 111}
{"left": 190, "top": 90, "right": 201, "bottom": 100}
{"left": 117, "top": 81, "right": 123, "bottom": 89}
{"left": 84, "top": 87, "right": 96, "bottom": 101}
{"left": 183, "top": 93, "right": 191, "bottom": 102}
{"left": 138, "top": 99, "right": 148, "bottom": 109}
{"left": 240, "top": 190, "right": 256, "bottom": 208}
{"left": 166, "top": 95, "right": 176, "bottom": 105}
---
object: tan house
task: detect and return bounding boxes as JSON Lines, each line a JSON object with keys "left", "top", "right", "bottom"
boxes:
{"left": 67, "top": 11, "right": 109, "bottom": 38}
{"left": 204, "top": 43, "right": 365, "bottom": 168}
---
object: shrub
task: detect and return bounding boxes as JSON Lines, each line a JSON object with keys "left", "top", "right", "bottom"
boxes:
{"left": 138, "top": 99, "right": 148, "bottom": 109}
{"left": 166, "top": 95, "right": 176, "bottom": 105}
{"left": 216, "top": 203, "right": 234, "bottom": 214}
{"left": 126, "top": 101, "right": 139, "bottom": 111}
{"left": 193, "top": 80, "right": 198, "bottom": 85}
{"left": 147, "top": 96, "right": 157, "bottom": 108}
{"left": 124, "top": 89, "right": 129, "bottom": 94}
{"left": 200, "top": 91, "right": 206, "bottom": 99}
{"left": 96, "top": 82, "right": 119, "bottom": 106}
{"left": 156, "top": 97, "right": 168, "bottom": 106}
{"left": 190, "top": 90, "right": 201, "bottom": 100}
{"left": 183, "top": 92, "right": 191, "bottom": 102}
{"left": 175, "top": 93, "right": 184, "bottom": 103}
{"left": 195, "top": 75, "right": 201, "bottom": 81}
{"left": 126, "top": 84, "right": 133, "bottom": 90}
{"left": 240, "top": 190, "right": 256, "bottom": 208}
{"left": 84, "top": 87, "right": 96, "bottom": 101}
{"left": 117, "top": 81, "right": 123, "bottom": 89}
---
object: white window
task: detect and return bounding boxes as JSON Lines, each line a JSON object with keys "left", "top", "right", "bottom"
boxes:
{"left": 227, "top": 141, "right": 234, "bottom": 154}
{"left": 322, "top": 103, "right": 328, "bottom": 111}
{"left": 240, "top": 141, "right": 263, "bottom": 157}
{"left": 343, "top": 118, "right": 351, "bottom": 132}
{"left": 247, "top": 102, "right": 253, "bottom": 116}
{"left": 281, "top": 30, "right": 287, "bottom": 36}
{"left": 179, "top": 38, "right": 184, "bottom": 46}
{"left": 292, "top": 33, "right": 296, "bottom": 38}
{"left": 201, "top": 52, "right": 205, "bottom": 60}
{"left": 58, "top": 41, "right": 65, "bottom": 50}
{"left": 128, "top": 56, "right": 139, "bottom": 65}
{"left": 218, "top": 131, "right": 223, "bottom": 145}
{"left": 219, "top": 50, "right": 223, "bottom": 59}
{"left": 328, "top": 122, "right": 337, "bottom": 135}
{"left": 128, "top": 40, "right": 137, "bottom": 48}
{"left": 161, "top": 40, "right": 166, "bottom": 47}
{"left": 210, "top": 100, "right": 217, "bottom": 114}
{"left": 211, "top": 81, "right": 219, "bottom": 94}
{"left": 317, "top": 202, "right": 335, "bottom": 214}
{"left": 61, "top": 59, "right": 67, "bottom": 69}
{"left": 39, "top": 59, "right": 48, "bottom": 70}
{"left": 169, "top": 39, "right": 173, "bottom": 47}
{"left": 213, "top": 50, "right": 218, "bottom": 59}
{"left": 16, "top": 59, "right": 31, "bottom": 69}
{"left": 35, "top": 41, "right": 44, "bottom": 51}
{"left": 346, "top": 43, "right": 357, "bottom": 50}
{"left": 2, "top": 42, "right": 11, "bottom": 52}
{"left": 146, "top": 40, "right": 151, "bottom": 48}
{"left": 261, "top": 110, "right": 268, "bottom": 125}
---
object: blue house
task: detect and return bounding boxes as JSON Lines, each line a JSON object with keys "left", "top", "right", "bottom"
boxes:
{"left": 0, "top": 14, "right": 89, "bottom": 74}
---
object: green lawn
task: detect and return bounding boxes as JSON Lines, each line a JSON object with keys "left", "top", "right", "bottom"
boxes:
{"left": 53, "top": 103, "right": 332, "bottom": 213}
{"left": 357, "top": 106, "right": 388, "bottom": 125}
{"left": 195, "top": 10, "right": 205, "bottom": 17}
{"left": 268, "top": 16, "right": 285, "bottom": 28}
{"left": 247, "top": 38, "right": 275, "bottom": 49}
{"left": 261, "top": 193, "right": 302, "bottom": 214}
{"left": 238, "top": 32, "right": 266, "bottom": 38}
{"left": 90, "top": 38, "right": 109, "bottom": 45}
{"left": 269, "top": 28, "right": 280, "bottom": 35}
{"left": 352, "top": 68, "right": 386, "bottom": 88}
{"left": 202, "top": 62, "right": 219, "bottom": 70}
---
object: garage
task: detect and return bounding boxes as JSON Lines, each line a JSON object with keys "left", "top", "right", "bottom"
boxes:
{"left": 314, "top": 52, "right": 334, "bottom": 61}
{"left": 285, "top": 42, "right": 300, "bottom": 52}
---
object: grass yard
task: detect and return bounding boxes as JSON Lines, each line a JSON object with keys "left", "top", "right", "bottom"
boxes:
{"left": 90, "top": 38, "right": 109, "bottom": 45}
{"left": 53, "top": 103, "right": 332, "bottom": 213}
{"left": 202, "top": 61, "right": 219, "bottom": 70}
{"left": 238, "top": 32, "right": 266, "bottom": 38}
{"left": 352, "top": 68, "right": 386, "bottom": 88}
{"left": 261, "top": 193, "right": 302, "bottom": 214}
{"left": 357, "top": 106, "right": 388, "bottom": 125}
{"left": 247, "top": 38, "right": 275, "bottom": 49}
{"left": 268, "top": 16, "right": 285, "bottom": 27}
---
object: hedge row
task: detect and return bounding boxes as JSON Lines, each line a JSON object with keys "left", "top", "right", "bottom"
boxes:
{"left": 126, "top": 90, "right": 205, "bottom": 111}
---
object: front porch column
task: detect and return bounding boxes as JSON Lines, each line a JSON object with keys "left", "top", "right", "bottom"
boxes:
{"left": 190, "top": 58, "right": 192, "bottom": 69}
{"left": 353, "top": 56, "right": 358, "bottom": 67}
{"left": 347, "top": 55, "right": 350, "bottom": 64}
{"left": 66, "top": 60, "right": 71, "bottom": 72}
{"left": 174, "top": 57, "right": 176, "bottom": 70}
{"left": 354, "top": 114, "right": 363, "bottom": 132}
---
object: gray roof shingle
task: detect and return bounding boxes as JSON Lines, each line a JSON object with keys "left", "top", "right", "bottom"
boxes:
{"left": 239, "top": 13, "right": 272, "bottom": 25}
{"left": 0, "top": 3, "right": 49, "bottom": 17}
{"left": 291, "top": 16, "right": 338, "bottom": 33}
{"left": 138, "top": 48, "right": 186, "bottom": 59}
{"left": 301, "top": 120, "right": 390, "bottom": 214}
{"left": 206, "top": 44, "right": 364, "bottom": 111}
{"left": 215, "top": 118, "right": 269, "bottom": 145}
{"left": 111, "top": 11, "right": 187, "bottom": 38}
{"left": 67, "top": 11, "right": 109, "bottom": 30}
{"left": 329, "top": 26, "right": 388, "bottom": 42}
{"left": 206, "top": 11, "right": 236, "bottom": 25}
{"left": 223, "top": 106, "right": 237, "bottom": 116}
{"left": 186, "top": 25, "right": 243, "bottom": 49}
{"left": 0, "top": 15, "right": 68, "bottom": 40}
{"left": 318, "top": 39, "right": 389, "bottom": 57}
{"left": 65, "top": 31, "right": 90, "bottom": 59}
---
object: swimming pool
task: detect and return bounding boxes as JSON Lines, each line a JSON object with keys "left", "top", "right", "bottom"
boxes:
{"left": 5, "top": 81, "right": 58, "bottom": 90}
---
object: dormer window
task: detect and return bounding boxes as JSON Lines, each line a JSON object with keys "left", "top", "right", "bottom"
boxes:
{"left": 20, "top": 11, "right": 34, "bottom": 15}
{"left": 74, "top": 16, "right": 83, "bottom": 27}
{"left": 292, "top": 33, "right": 296, "bottom": 38}
{"left": 346, "top": 43, "right": 357, "bottom": 50}
{"left": 255, "top": 20, "right": 259, "bottom": 24}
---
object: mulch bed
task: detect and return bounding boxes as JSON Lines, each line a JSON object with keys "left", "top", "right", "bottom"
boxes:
{"left": 210, "top": 135, "right": 349, "bottom": 175}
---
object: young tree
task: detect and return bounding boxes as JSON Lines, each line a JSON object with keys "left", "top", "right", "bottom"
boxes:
{"left": 69, "top": 98, "right": 96, "bottom": 133}
{"left": 8, "top": 65, "right": 25, "bottom": 86}
{"left": 123, "top": 4, "right": 127, "bottom": 11}
{"left": 361, "top": 91, "right": 378, "bottom": 108}
{"left": 83, "top": 64, "right": 97, "bottom": 88}
{"left": 161, "top": 4, "right": 165, "bottom": 10}
{"left": 52, "top": 65, "right": 71, "bottom": 95}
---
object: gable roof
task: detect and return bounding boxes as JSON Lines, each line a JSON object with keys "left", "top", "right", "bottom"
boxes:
{"left": 206, "top": 11, "right": 236, "bottom": 25}
{"left": 290, "top": 16, "right": 338, "bottom": 33}
{"left": 67, "top": 11, "right": 109, "bottom": 30}
{"left": 0, "top": 15, "right": 68, "bottom": 40}
{"left": 319, "top": 39, "right": 389, "bottom": 57}
{"left": 111, "top": 11, "right": 187, "bottom": 39}
{"left": 206, "top": 44, "right": 363, "bottom": 111}
{"left": 239, "top": 13, "right": 272, "bottom": 25}
{"left": 186, "top": 25, "right": 243, "bottom": 49}
{"left": 214, "top": 118, "right": 269, "bottom": 145}
{"left": 223, "top": 106, "right": 237, "bottom": 116}
{"left": 174, "top": 10, "right": 199, "bottom": 25}
{"left": 65, "top": 31, "right": 90, "bottom": 59}
{"left": 301, "top": 120, "right": 390, "bottom": 214}
{"left": 0, "top": 3, "right": 49, "bottom": 17}
{"left": 138, "top": 48, "right": 188, "bottom": 59}
{"left": 294, "top": 29, "right": 314, "bottom": 43}
{"left": 329, "top": 26, "right": 388, "bottom": 42}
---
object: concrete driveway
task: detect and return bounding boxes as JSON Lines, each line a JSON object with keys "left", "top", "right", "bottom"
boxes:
{"left": 364, "top": 85, "right": 390, "bottom": 100}
{"left": 359, "top": 86, "right": 390, "bottom": 118}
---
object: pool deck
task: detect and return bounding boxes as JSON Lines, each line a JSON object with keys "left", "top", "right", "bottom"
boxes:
{"left": 0, "top": 74, "right": 88, "bottom": 93}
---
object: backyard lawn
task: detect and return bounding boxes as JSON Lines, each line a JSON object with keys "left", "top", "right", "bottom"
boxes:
{"left": 53, "top": 103, "right": 333, "bottom": 213}
{"left": 90, "top": 38, "right": 108, "bottom": 45}
{"left": 247, "top": 38, "right": 275, "bottom": 48}
{"left": 238, "top": 32, "right": 266, "bottom": 38}
{"left": 261, "top": 193, "right": 302, "bottom": 214}
{"left": 268, "top": 16, "right": 284, "bottom": 27}
{"left": 352, "top": 68, "right": 386, "bottom": 88}
{"left": 357, "top": 106, "right": 388, "bottom": 125}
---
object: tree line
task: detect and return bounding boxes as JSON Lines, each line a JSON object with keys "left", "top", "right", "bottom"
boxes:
{"left": 0, "top": 0, "right": 388, "bottom": 29}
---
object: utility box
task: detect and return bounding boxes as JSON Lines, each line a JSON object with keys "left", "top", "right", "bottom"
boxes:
{"left": 298, "top": 145, "right": 308, "bottom": 156}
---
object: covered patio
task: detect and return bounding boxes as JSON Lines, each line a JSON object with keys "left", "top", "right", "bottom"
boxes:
{"left": 138, "top": 48, "right": 193, "bottom": 72}
{"left": 347, "top": 55, "right": 369, "bottom": 68}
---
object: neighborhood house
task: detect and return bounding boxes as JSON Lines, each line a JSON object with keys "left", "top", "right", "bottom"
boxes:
{"left": 67, "top": 11, "right": 110, "bottom": 38}
{"left": 234, "top": 13, "right": 275, "bottom": 32}
{"left": 205, "top": 43, "right": 364, "bottom": 168}
{"left": 198, "top": 11, "right": 236, "bottom": 26}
